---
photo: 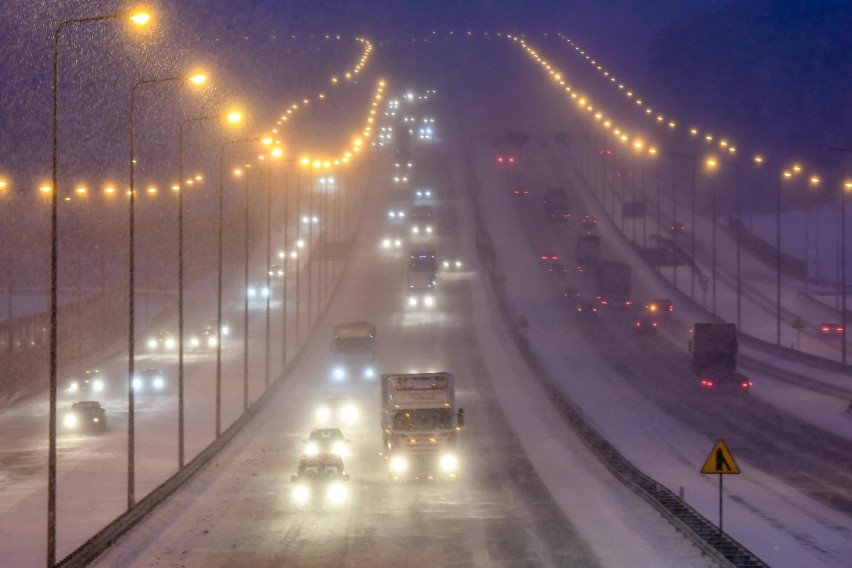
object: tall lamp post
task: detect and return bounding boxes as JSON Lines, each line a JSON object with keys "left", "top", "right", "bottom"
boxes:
{"left": 216, "top": 136, "right": 259, "bottom": 437}
{"left": 176, "top": 109, "right": 240, "bottom": 467}
{"left": 127, "top": 71, "right": 206, "bottom": 508}
{"left": 49, "top": 10, "right": 151, "bottom": 565}
{"left": 843, "top": 180, "right": 852, "bottom": 365}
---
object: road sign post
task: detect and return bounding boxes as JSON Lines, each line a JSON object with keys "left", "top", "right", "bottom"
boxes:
{"left": 700, "top": 439, "right": 741, "bottom": 532}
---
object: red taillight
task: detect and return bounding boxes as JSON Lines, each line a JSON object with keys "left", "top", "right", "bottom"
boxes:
{"left": 740, "top": 379, "right": 753, "bottom": 389}
{"left": 838, "top": 327, "right": 845, "bottom": 333}
{"left": 625, "top": 300, "right": 633, "bottom": 306}
{"left": 498, "top": 157, "right": 504, "bottom": 163}
{"left": 821, "top": 326, "right": 830, "bottom": 332}
{"left": 700, "top": 378, "right": 714, "bottom": 388}
{"left": 668, "top": 306, "right": 674, "bottom": 312}
{"left": 652, "top": 322, "right": 658, "bottom": 327}
{"left": 509, "top": 156, "right": 515, "bottom": 163}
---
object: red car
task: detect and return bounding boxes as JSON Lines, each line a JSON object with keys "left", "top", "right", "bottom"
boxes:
{"left": 818, "top": 322, "right": 844, "bottom": 336}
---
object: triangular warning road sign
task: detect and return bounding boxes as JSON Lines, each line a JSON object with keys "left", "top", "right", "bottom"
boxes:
{"left": 700, "top": 439, "right": 741, "bottom": 474}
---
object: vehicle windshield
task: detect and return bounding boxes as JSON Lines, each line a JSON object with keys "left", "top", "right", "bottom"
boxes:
{"left": 391, "top": 409, "right": 454, "bottom": 431}
{"left": 334, "top": 337, "right": 374, "bottom": 354}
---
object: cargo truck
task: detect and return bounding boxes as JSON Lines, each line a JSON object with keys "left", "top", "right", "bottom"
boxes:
{"left": 330, "top": 322, "right": 377, "bottom": 381}
{"left": 381, "top": 373, "right": 464, "bottom": 480}
{"left": 690, "top": 323, "right": 752, "bottom": 392}
{"left": 595, "top": 261, "right": 632, "bottom": 308}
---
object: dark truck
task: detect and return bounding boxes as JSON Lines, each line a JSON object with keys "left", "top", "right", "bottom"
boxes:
{"left": 575, "top": 234, "right": 602, "bottom": 267}
{"left": 690, "top": 323, "right": 752, "bottom": 392}
{"left": 595, "top": 261, "right": 632, "bottom": 308}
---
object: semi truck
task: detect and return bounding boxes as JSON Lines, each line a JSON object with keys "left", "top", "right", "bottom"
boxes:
{"left": 690, "top": 323, "right": 751, "bottom": 391}
{"left": 381, "top": 373, "right": 464, "bottom": 480}
{"left": 330, "top": 321, "right": 377, "bottom": 381}
{"left": 595, "top": 261, "right": 632, "bottom": 308}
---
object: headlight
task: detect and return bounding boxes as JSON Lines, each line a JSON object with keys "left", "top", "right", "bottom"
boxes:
{"left": 394, "top": 239, "right": 401, "bottom": 248}
{"left": 221, "top": 325, "right": 230, "bottom": 336}
{"left": 63, "top": 413, "right": 78, "bottom": 428}
{"left": 424, "top": 295, "right": 435, "bottom": 307}
{"left": 390, "top": 456, "right": 408, "bottom": 474}
{"left": 398, "top": 211, "right": 405, "bottom": 218}
{"left": 426, "top": 226, "right": 433, "bottom": 234}
{"left": 67, "top": 382, "right": 79, "bottom": 393}
{"left": 412, "top": 226, "right": 420, "bottom": 234}
{"left": 247, "top": 287, "right": 256, "bottom": 297}
{"left": 207, "top": 336, "right": 217, "bottom": 348}
{"left": 389, "top": 211, "right": 396, "bottom": 219}
{"left": 92, "top": 379, "right": 104, "bottom": 392}
{"left": 153, "top": 377, "right": 165, "bottom": 390}
{"left": 443, "top": 260, "right": 449, "bottom": 268}
{"left": 363, "top": 367, "right": 376, "bottom": 379}
{"left": 316, "top": 406, "right": 331, "bottom": 423}
{"left": 333, "top": 367, "right": 345, "bottom": 381}
{"left": 147, "top": 338, "right": 158, "bottom": 349}
{"left": 332, "top": 441, "right": 348, "bottom": 457}
{"left": 292, "top": 484, "right": 311, "bottom": 504}
{"left": 341, "top": 404, "right": 358, "bottom": 422}
{"left": 262, "top": 287, "right": 270, "bottom": 298}
{"left": 132, "top": 377, "right": 143, "bottom": 391}
{"left": 455, "top": 260, "right": 462, "bottom": 268}
{"left": 165, "top": 337, "right": 176, "bottom": 349}
{"left": 382, "top": 238, "right": 391, "bottom": 249}
{"left": 440, "top": 454, "right": 459, "bottom": 472}
{"left": 305, "top": 442, "right": 319, "bottom": 455}
{"left": 327, "top": 483, "right": 347, "bottom": 504}
{"left": 408, "top": 296, "right": 418, "bottom": 307}
{"left": 190, "top": 337, "right": 200, "bottom": 348}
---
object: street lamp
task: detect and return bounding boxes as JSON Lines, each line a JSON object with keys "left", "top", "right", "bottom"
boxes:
{"left": 217, "top": 136, "right": 260, "bottom": 437}
{"left": 705, "top": 157, "right": 719, "bottom": 315}
{"left": 127, "top": 70, "right": 206, "bottom": 507}
{"left": 843, "top": 180, "right": 852, "bottom": 365}
{"left": 176, "top": 108, "right": 240, "bottom": 468}
{"left": 49, "top": 9, "right": 151, "bottom": 563}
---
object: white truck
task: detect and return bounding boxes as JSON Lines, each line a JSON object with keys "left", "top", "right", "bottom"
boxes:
{"left": 330, "top": 322, "right": 377, "bottom": 381}
{"left": 381, "top": 373, "right": 464, "bottom": 480}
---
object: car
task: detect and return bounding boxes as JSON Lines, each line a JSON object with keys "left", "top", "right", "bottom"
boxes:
{"left": 392, "top": 174, "right": 409, "bottom": 185}
{"left": 441, "top": 257, "right": 463, "bottom": 271}
{"left": 576, "top": 262, "right": 591, "bottom": 274}
{"left": 410, "top": 205, "right": 434, "bottom": 236}
{"left": 561, "top": 287, "right": 580, "bottom": 302}
{"left": 645, "top": 299, "right": 674, "bottom": 317}
{"left": 669, "top": 222, "right": 687, "bottom": 233}
{"left": 575, "top": 301, "right": 599, "bottom": 319}
{"left": 539, "top": 255, "right": 568, "bottom": 276}
{"left": 189, "top": 319, "right": 230, "bottom": 349}
{"left": 65, "top": 369, "right": 106, "bottom": 397}
{"left": 147, "top": 331, "right": 177, "bottom": 351}
{"left": 64, "top": 401, "right": 106, "bottom": 433}
{"left": 380, "top": 235, "right": 403, "bottom": 249}
{"left": 818, "top": 322, "right": 844, "bottom": 336}
{"left": 542, "top": 187, "right": 567, "bottom": 205}
{"left": 414, "top": 188, "right": 433, "bottom": 199}
{"left": 290, "top": 453, "right": 350, "bottom": 507}
{"left": 132, "top": 368, "right": 167, "bottom": 393}
{"left": 545, "top": 202, "right": 571, "bottom": 222}
{"left": 512, "top": 187, "right": 530, "bottom": 198}
{"left": 634, "top": 316, "right": 659, "bottom": 335}
{"left": 497, "top": 155, "right": 516, "bottom": 165}
{"left": 268, "top": 264, "right": 285, "bottom": 278}
{"left": 388, "top": 206, "right": 406, "bottom": 220}
{"left": 315, "top": 397, "right": 359, "bottom": 426}
{"left": 247, "top": 283, "right": 270, "bottom": 299}
{"left": 394, "top": 160, "right": 414, "bottom": 169}
{"left": 580, "top": 215, "right": 598, "bottom": 229}
{"left": 304, "top": 428, "right": 350, "bottom": 457}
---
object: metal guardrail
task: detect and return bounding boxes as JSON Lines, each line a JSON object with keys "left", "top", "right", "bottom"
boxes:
{"left": 453, "top": 108, "right": 767, "bottom": 566}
